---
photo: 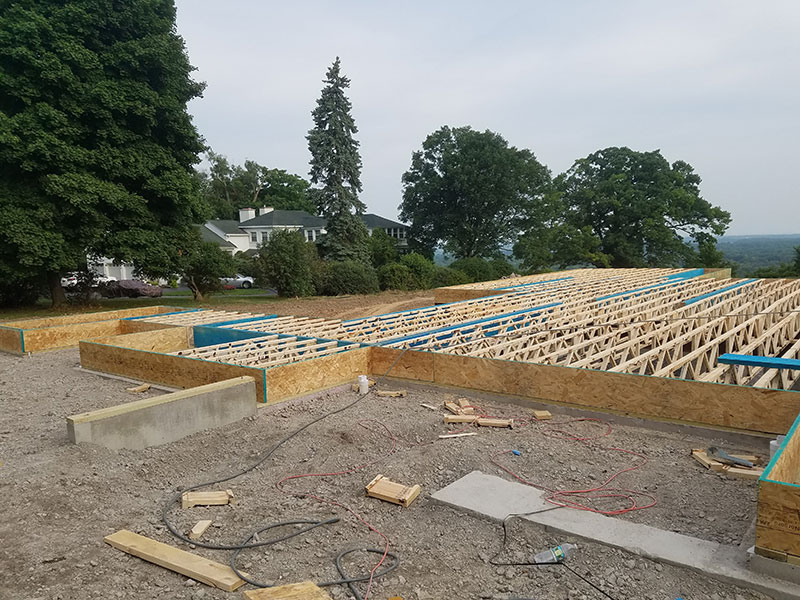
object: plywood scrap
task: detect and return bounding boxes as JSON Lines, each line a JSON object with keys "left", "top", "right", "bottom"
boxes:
{"left": 104, "top": 529, "right": 247, "bottom": 591}
{"left": 691, "top": 449, "right": 763, "bottom": 479}
{"left": 189, "top": 519, "right": 212, "bottom": 541}
{"left": 127, "top": 382, "right": 151, "bottom": 393}
{"left": 477, "top": 417, "right": 513, "bottom": 428}
{"left": 376, "top": 390, "right": 407, "bottom": 398}
{"left": 366, "top": 474, "right": 421, "bottom": 508}
{"left": 438, "top": 432, "right": 478, "bottom": 439}
{"left": 182, "top": 489, "right": 234, "bottom": 509}
{"left": 243, "top": 581, "right": 332, "bottom": 599}
{"left": 532, "top": 410, "right": 552, "bottom": 420}
{"left": 443, "top": 414, "right": 477, "bottom": 424}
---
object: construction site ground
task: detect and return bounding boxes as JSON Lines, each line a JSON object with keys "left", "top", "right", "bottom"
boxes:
{"left": 1, "top": 348, "right": 771, "bottom": 600}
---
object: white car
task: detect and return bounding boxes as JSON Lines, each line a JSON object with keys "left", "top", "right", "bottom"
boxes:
{"left": 220, "top": 274, "right": 254, "bottom": 289}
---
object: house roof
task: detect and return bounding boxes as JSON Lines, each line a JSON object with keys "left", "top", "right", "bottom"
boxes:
{"left": 198, "top": 225, "right": 235, "bottom": 247}
{"left": 361, "top": 213, "right": 407, "bottom": 229}
{"left": 240, "top": 210, "right": 326, "bottom": 228}
{"left": 207, "top": 220, "right": 246, "bottom": 235}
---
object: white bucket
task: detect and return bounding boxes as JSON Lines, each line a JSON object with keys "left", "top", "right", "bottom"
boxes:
{"left": 358, "top": 375, "right": 369, "bottom": 395}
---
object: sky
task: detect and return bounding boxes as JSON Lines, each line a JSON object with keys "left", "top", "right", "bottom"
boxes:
{"left": 174, "top": 1, "right": 799, "bottom": 236}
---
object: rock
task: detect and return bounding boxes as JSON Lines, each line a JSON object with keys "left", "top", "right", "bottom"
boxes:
{"left": 184, "top": 579, "right": 196, "bottom": 587}
{"left": 624, "top": 559, "right": 636, "bottom": 569}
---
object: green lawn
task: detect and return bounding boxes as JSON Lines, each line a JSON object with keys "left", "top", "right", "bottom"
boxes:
{"left": 0, "top": 291, "right": 282, "bottom": 322}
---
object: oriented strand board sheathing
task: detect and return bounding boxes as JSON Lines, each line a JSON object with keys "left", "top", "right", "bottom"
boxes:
{"left": 369, "top": 346, "right": 434, "bottom": 381}
{"left": 263, "top": 347, "right": 370, "bottom": 403}
{"left": 91, "top": 326, "right": 193, "bottom": 353}
{"left": 0, "top": 305, "right": 179, "bottom": 330}
{"left": 0, "top": 326, "right": 23, "bottom": 354}
{"left": 21, "top": 319, "right": 126, "bottom": 352}
{"left": 431, "top": 352, "right": 800, "bottom": 434}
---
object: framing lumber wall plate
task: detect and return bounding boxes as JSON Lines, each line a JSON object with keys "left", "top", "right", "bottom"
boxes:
{"left": 366, "top": 474, "right": 421, "bottom": 507}
{"left": 243, "top": 581, "right": 333, "bottom": 599}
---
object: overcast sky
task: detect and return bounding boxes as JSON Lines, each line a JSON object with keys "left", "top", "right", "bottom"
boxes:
{"left": 175, "top": 1, "right": 799, "bottom": 236}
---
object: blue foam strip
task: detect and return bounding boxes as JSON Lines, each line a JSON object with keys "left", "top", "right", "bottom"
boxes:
{"left": 192, "top": 325, "right": 271, "bottom": 348}
{"left": 377, "top": 302, "right": 562, "bottom": 346}
{"left": 667, "top": 268, "right": 704, "bottom": 280}
{"left": 683, "top": 279, "right": 756, "bottom": 306}
{"left": 718, "top": 353, "right": 800, "bottom": 370}
{"left": 595, "top": 279, "right": 685, "bottom": 302}
{"left": 495, "top": 276, "right": 574, "bottom": 290}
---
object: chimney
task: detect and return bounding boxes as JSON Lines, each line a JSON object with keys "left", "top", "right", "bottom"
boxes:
{"left": 258, "top": 206, "right": 274, "bottom": 216}
{"left": 238, "top": 207, "right": 256, "bottom": 222}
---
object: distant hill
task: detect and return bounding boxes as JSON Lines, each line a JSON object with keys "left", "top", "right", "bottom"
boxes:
{"left": 717, "top": 234, "right": 800, "bottom": 275}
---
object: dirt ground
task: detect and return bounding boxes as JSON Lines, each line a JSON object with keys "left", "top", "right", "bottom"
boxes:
{"left": 0, "top": 348, "right": 774, "bottom": 600}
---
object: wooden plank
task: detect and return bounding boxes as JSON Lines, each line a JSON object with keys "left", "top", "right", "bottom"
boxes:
{"left": 375, "top": 390, "right": 407, "bottom": 398}
{"left": 182, "top": 490, "right": 234, "bottom": 509}
{"left": 127, "top": 383, "right": 151, "bottom": 393}
{"left": 443, "top": 414, "right": 477, "bottom": 424}
{"left": 477, "top": 417, "right": 513, "bottom": 428}
{"left": 532, "top": 410, "right": 552, "bottom": 420}
{"left": 104, "top": 529, "right": 247, "bottom": 591}
{"left": 444, "top": 401, "right": 462, "bottom": 414}
{"left": 457, "top": 398, "right": 475, "bottom": 414}
{"left": 243, "top": 581, "right": 333, "bottom": 599}
{"left": 754, "top": 545, "right": 788, "bottom": 561}
{"left": 189, "top": 520, "right": 212, "bottom": 541}
{"left": 691, "top": 449, "right": 727, "bottom": 472}
{"left": 365, "top": 474, "right": 421, "bottom": 507}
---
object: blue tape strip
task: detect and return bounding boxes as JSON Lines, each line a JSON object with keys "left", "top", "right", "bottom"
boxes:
{"left": 718, "top": 353, "right": 800, "bottom": 370}
{"left": 683, "top": 279, "right": 756, "bottom": 306}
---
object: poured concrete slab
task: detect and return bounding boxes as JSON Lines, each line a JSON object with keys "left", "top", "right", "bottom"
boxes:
{"left": 432, "top": 471, "right": 800, "bottom": 600}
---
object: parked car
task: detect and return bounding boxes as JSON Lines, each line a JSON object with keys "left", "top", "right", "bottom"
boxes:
{"left": 60, "top": 273, "right": 79, "bottom": 288}
{"left": 95, "top": 275, "right": 118, "bottom": 284}
{"left": 220, "top": 274, "right": 254, "bottom": 289}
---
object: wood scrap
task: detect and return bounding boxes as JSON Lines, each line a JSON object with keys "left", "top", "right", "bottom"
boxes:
{"left": 443, "top": 414, "right": 477, "bottom": 424}
{"left": 126, "top": 382, "right": 151, "bottom": 393}
{"left": 243, "top": 581, "right": 333, "bottom": 599}
{"left": 438, "top": 432, "right": 478, "bottom": 439}
{"left": 375, "top": 390, "right": 407, "bottom": 398}
{"left": 477, "top": 417, "right": 513, "bottom": 428}
{"left": 532, "top": 409, "right": 552, "bottom": 420}
{"left": 188, "top": 519, "right": 212, "bottom": 541}
{"left": 691, "top": 449, "right": 764, "bottom": 480}
{"left": 444, "top": 401, "right": 462, "bottom": 415}
{"left": 181, "top": 489, "right": 234, "bottom": 509}
{"left": 457, "top": 398, "right": 475, "bottom": 414}
{"left": 104, "top": 529, "right": 247, "bottom": 591}
{"left": 366, "top": 474, "right": 421, "bottom": 507}
{"left": 420, "top": 403, "right": 438, "bottom": 411}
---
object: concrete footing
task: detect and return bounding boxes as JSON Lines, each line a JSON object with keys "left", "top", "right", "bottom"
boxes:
{"left": 432, "top": 471, "right": 800, "bottom": 600}
{"left": 67, "top": 376, "right": 257, "bottom": 450}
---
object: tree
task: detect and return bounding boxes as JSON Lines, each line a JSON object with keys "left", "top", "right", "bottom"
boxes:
{"left": 400, "top": 126, "right": 551, "bottom": 259}
{"left": 257, "top": 230, "right": 315, "bottom": 297}
{"left": 516, "top": 147, "right": 731, "bottom": 270}
{"left": 369, "top": 228, "right": 399, "bottom": 268}
{"left": 0, "top": 1, "right": 206, "bottom": 306}
{"left": 307, "top": 57, "right": 370, "bottom": 264}
{"left": 178, "top": 240, "right": 236, "bottom": 301}
{"left": 200, "top": 152, "right": 314, "bottom": 219}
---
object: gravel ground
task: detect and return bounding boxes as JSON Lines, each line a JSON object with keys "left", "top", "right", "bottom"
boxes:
{"left": 0, "top": 348, "right": 773, "bottom": 600}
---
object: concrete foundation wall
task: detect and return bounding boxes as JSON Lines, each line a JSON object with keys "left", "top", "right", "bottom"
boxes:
{"left": 66, "top": 376, "right": 257, "bottom": 450}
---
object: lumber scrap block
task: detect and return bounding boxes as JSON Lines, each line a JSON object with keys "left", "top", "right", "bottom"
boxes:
{"left": 457, "top": 398, "right": 475, "bottom": 414}
{"left": 443, "top": 414, "right": 477, "bottom": 424}
{"left": 691, "top": 449, "right": 763, "bottom": 478}
{"left": 444, "top": 401, "right": 462, "bottom": 415}
{"left": 104, "top": 529, "right": 246, "bottom": 591}
{"left": 477, "top": 417, "right": 513, "bottom": 428}
{"left": 127, "top": 383, "right": 151, "bottom": 393}
{"left": 243, "top": 581, "right": 333, "bottom": 599}
{"left": 532, "top": 410, "right": 552, "bottom": 420}
{"left": 189, "top": 519, "right": 212, "bottom": 541}
{"left": 182, "top": 489, "right": 234, "bottom": 509}
{"left": 366, "top": 474, "right": 421, "bottom": 508}
{"left": 375, "top": 390, "right": 407, "bottom": 398}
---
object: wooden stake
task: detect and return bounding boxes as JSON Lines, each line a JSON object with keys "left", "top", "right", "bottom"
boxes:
{"left": 443, "top": 414, "right": 477, "bottom": 424}
{"left": 477, "top": 417, "right": 513, "bottom": 428}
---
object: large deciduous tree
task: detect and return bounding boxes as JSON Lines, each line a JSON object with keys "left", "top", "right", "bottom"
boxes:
{"left": 0, "top": 0, "right": 207, "bottom": 305}
{"left": 306, "top": 57, "right": 370, "bottom": 264}
{"left": 515, "top": 147, "right": 731, "bottom": 270}
{"left": 400, "top": 126, "right": 551, "bottom": 258}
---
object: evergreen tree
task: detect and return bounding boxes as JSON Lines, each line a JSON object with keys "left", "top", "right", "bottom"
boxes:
{"left": 0, "top": 1, "right": 206, "bottom": 305}
{"left": 306, "top": 57, "right": 370, "bottom": 264}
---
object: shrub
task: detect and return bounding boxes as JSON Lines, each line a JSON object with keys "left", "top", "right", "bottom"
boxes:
{"left": 432, "top": 266, "right": 470, "bottom": 287}
{"left": 449, "top": 257, "right": 495, "bottom": 282}
{"left": 378, "top": 263, "right": 416, "bottom": 290}
{"left": 489, "top": 257, "right": 515, "bottom": 278}
{"left": 258, "top": 230, "right": 315, "bottom": 297}
{"left": 0, "top": 275, "right": 44, "bottom": 307}
{"left": 400, "top": 252, "right": 436, "bottom": 288}
{"left": 369, "top": 228, "right": 399, "bottom": 268}
{"left": 178, "top": 241, "right": 236, "bottom": 301}
{"left": 320, "top": 261, "right": 380, "bottom": 295}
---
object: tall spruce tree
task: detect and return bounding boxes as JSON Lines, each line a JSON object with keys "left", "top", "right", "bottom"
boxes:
{"left": 306, "top": 57, "right": 370, "bottom": 264}
{"left": 0, "top": 1, "right": 206, "bottom": 305}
